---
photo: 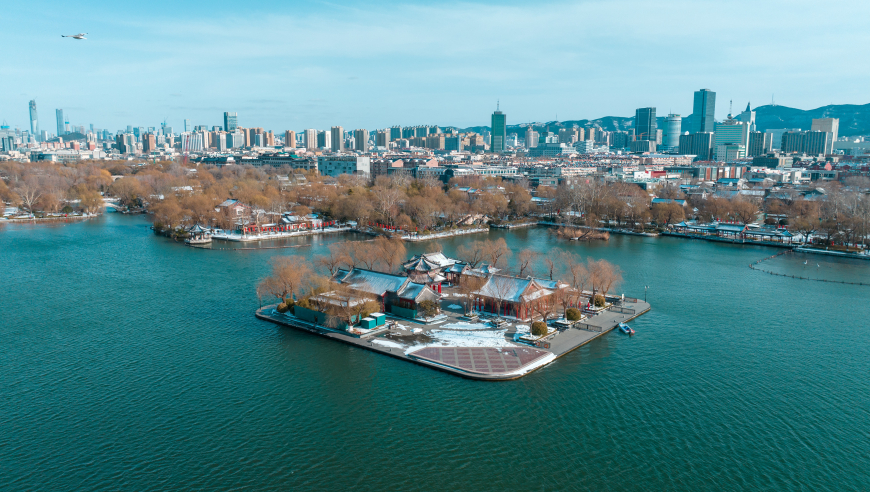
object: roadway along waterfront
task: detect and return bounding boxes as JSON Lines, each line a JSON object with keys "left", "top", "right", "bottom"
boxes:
{"left": 1, "top": 213, "right": 869, "bottom": 491}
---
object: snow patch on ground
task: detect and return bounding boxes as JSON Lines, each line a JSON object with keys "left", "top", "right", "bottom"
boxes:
{"left": 447, "top": 304, "right": 463, "bottom": 309}
{"left": 372, "top": 339, "right": 405, "bottom": 349}
{"left": 405, "top": 328, "right": 518, "bottom": 354}
{"left": 504, "top": 352, "right": 556, "bottom": 376}
{"left": 440, "top": 321, "right": 495, "bottom": 331}
{"left": 515, "top": 324, "right": 530, "bottom": 334}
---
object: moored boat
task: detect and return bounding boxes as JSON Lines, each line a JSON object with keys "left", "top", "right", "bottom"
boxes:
{"left": 618, "top": 322, "right": 635, "bottom": 335}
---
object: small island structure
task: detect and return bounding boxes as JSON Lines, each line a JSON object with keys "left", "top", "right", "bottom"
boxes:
{"left": 255, "top": 247, "right": 650, "bottom": 380}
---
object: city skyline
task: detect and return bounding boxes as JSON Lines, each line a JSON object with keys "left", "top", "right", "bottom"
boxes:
{"left": 2, "top": 0, "right": 869, "bottom": 132}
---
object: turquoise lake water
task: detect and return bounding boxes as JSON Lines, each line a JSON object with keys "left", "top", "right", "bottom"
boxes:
{"left": 1, "top": 214, "right": 868, "bottom": 491}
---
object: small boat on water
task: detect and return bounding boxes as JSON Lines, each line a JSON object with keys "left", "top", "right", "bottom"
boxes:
{"left": 618, "top": 322, "right": 635, "bottom": 336}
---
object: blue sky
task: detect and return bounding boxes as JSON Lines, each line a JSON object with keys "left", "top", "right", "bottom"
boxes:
{"left": 2, "top": 0, "right": 868, "bottom": 133}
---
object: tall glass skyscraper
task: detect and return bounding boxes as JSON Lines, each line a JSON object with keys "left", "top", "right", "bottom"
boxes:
{"left": 56, "top": 109, "right": 65, "bottom": 136}
{"left": 29, "top": 100, "right": 39, "bottom": 137}
{"left": 692, "top": 89, "right": 716, "bottom": 133}
{"left": 634, "top": 107, "right": 657, "bottom": 141}
{"left": 223, "top": 112, "right": 238, "bottom": 131}
{"left": 491, "top": 109, "right": 506, "bottom": 153}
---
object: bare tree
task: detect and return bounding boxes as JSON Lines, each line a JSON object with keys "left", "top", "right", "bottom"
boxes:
{"left": 487, "top": 275, "right": 516, "bottom": 319}
{"left": 323, "top": 282, "right": 380, "bottom": 330}
{"left": 15, "top": 183, "right": 41, "bottom": 214}
{"left": 373, "top": 236, "right": 407, "bottom": 273}
{"left": 256, "top": 256, "right": 315, "bottom": 303}
{"left": 457, "top": 275, "right": 486, "bottom": 315}
{"left": 315, "top": 242, "right": 352, "bottom": 276}
{"left": 516, "top": 248, "right": 538, "bottom": 277}
{"left": 483, "top": 238, "right": 512, "bottom": 268}
{"left": 456, "top": 240, "right": 486, "bottom": 268}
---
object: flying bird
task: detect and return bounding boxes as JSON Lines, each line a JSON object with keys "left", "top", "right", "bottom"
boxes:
{"left": 62, "top": 33, "right": 87, "bottom": 40}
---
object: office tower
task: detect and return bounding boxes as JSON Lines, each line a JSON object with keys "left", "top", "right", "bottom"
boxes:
{"left": 330, "top": 126, "right": 344, "bottom": 152}
{"left": 491, "top": 109, "right": 506, "bottom": 153}
{"left": 738, "top": 103, "right": 756, "bottom": 131}
{"left": 692, "top": 89, "right": 716, "bottom": 133}
{"left": 184, "top": 119, "right": 191, "bottom": 132}
{"left": 804, "top": 131, "right": 833, "bottom": 155}
{"left": 142, "top": 133, "right": 156, "bottom": 153}
{"left": 679, "top": 132, "right": 714, "bottom": 161}
{"left": 767, "top": 128, "right": 798, "bottom": 150}
{"left": 781, "top": 131, "right": 805, "bottom": 153}
{"left": 662, "top": 114, "right": 681, "bottom": 150}
{"left": 304, "top": 129, "right": 317, "bottom": 150}
{"left": 29, "top": 100, "right": 39, "bottom": 138}
{"left": 524, "top": 126, "right": 539, "bottom": 148}
{"left": 713, "top": 116, "right": 750, "bottom": 161}
{"left": 354, "top": 129, "right": 369, "bottom": 152}
{"left": 284, "top": 130, "right": 296, "bottom": 149}
{"left": 390, "top": 126, "right": 402, "bottom": 141}
{"left": 747, "top": 132, "right": 773, "bottom": 157}
{"left": 56, "top": 109, "right": 65, "bottom": 136}
{"left": 634, "top": 107, "right": 657, "bottom": 150}
{"left": 811, "top": 118, "right": 839, "bottom": 153}
{"left": 223, "top": 112, "right": 238, "bottom": 132}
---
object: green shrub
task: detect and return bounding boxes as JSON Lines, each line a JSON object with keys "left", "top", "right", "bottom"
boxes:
{"left": 61, "top": 205, "right": 74, "bottom": 214}
{"left": 531, "top": 321, "right": 548, "bottom": 336}
{"left": 276, "top": 302, "right": 288, "bottom": 313}
{"left": 566, "top": 308, "right": 581, "bottom": 321}
{"left": 593, "top": 294, "right": 606, "bottom": 307}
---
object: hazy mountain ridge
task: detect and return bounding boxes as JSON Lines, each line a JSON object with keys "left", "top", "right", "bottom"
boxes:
{"left": 457, "top": 103, "right": 870, "bottom": 137}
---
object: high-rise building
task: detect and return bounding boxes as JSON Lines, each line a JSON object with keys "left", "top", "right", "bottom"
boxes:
{"left": 747, "top": 132, "right": 773, "bottom": 157}
{"left": 223, "top": 112, "right": 238, "bottom": 132}
{"left": 304, "top": 129, "right": 317, "bottom": 150}
{"left": 524, "top": 126, "right": 539, "bottom": 149}
{"left": 284, "top": 130, "right": 296, "bottom": 149}
{"left": 29, "top": 100, "right": 39, "bottom": 138}
{"left": 810, "top": 118, "right": 839, "bottom": 154}
{"left": 713, "top": 116, "right": 750, "bottom": 161}
{"left": 491, "top": 109, "right": 506, "bottom": 153}
{"left": 781, "top": 131, "right": 805, "bottom": 153}
{"left": 56, "top": 109, "right": 65, "bottom": 136}
{"left": 390, "top": 126, "right": 402, "bottom": 141}
{"left": 804, "top": 131, "right": 833, "bottom": 155}
{"left": 634, "top": 107, "right": 657, "bottom": 149}
{"left": 184, "top": 119, "right": 191, "bottom": 132}
{"left": 662, "top": 114, "right": 681, "bottom": 150}
{"left": 354, "top": 129, "right": 369, "bottom": 152}
{"left": 317, "top": 130, "right": 331, "bottom": 150}
{"left": 376, "top": 130, "right": 390, "bottom": 148}
{"left": 330, "top": 126, "right": 344, "bottom": 152}
{"left": 692, "top": 89, "right": 716, "bottom": 133}
{"left": 142, "top": 133, "right": 157, "bottom": 153}
{"left": 679, "top": 132, "right": 714, "bottom": 161}
{"left": 611, "top": 131, "right": 631, "bottom": 150}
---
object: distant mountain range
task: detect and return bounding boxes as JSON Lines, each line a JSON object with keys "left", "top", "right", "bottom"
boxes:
{"left": 459, "top": 103, "right": 870, "bottom": 137}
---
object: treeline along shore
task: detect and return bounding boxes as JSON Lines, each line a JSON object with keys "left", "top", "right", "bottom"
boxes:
{"left": 2, "top": 159, "right": 869, "bottom": 253}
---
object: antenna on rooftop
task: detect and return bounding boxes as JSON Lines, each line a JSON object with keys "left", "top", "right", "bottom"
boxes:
{"left": 497, "top": 99, "right": 500, "bottom": 111}
{"left": 729, "top": 99, "right": 733, "bottom": 115}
